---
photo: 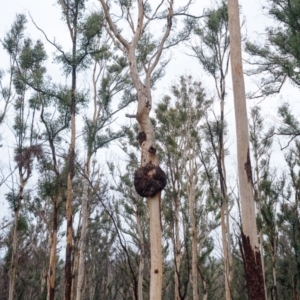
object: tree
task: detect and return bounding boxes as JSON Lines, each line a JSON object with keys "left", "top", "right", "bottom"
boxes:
{"left": 99, "top": 1, "right": 192, "bottom": 298}
{"left": 245, "top": 0, "right": 300, "bottom": 98}
{"left": 191, "top": 2, "right": 232, "bottom": 298}
{"left": 227, "top": 0, "right": 265, "bottom": 299}
{"left": 2, "top": 15, "right": 44, "bottom": 300}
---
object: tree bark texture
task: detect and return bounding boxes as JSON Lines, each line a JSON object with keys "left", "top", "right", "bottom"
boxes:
{"left": 227, "top": 0, "right": 266, "bottom": 299}
{"left": 47, "top": 196, "right": 59, "bottom": 300}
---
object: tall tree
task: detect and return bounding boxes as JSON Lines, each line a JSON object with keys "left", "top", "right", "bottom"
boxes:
{"left": 227, "top": 0, "right": 265, "bottom": 299}
{"left": 191, "top": 2, "right": 232, "bottom": 298}
{"left": 98, "top": 1, "right": 192, "bottom": 298}
{"left": 75, "top": 24, "right": 132, "bottom": 299}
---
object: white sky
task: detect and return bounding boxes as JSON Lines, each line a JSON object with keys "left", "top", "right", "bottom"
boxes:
{"left": 0, "top": 0, "right": 298, "bottom": 224}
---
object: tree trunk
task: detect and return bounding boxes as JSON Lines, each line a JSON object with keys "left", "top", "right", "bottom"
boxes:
{"left": 75, "top": 162, "right": 90, "bottom": 300}
{"left": 219, "top": 97, "right": 232, "bottom": 300}
{"left": 254, "top": 150, "right": 268, "bottom": 300}
{"left": 65, "top": 66, "right": 76, "bottom": 300}
{"left": 147, "top": 196, "right": 162, "bottom": 300}
{"left": 8, "top": 208, "right": 20, "bottom": 300}
{"left": 187, "top": 154, "right": 198, "bottom": 300}
{"left": 136, "top": 212, "right": 145, "bottom": 300}
{"left": 174, "top": 193, "right": 181, "bottom": 300}
{"left": 8, "top": 179, "right": 25, "bottom": 300}
{"left": 227, "top": 0, "right": 266, "bottom": 299}
{"left": 47, "top": 195, "right": 59, "bottom": 300}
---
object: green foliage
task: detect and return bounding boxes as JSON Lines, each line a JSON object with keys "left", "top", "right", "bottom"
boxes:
{"left": 245, "top": 0, "right": 300, "bottom": 95}
{"left": 193, "top": 1, "right": 229, "bottom": 80}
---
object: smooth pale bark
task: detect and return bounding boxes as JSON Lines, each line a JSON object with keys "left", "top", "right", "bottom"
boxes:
{"left": 227, "top": 0, "right": 265, "bottom": 299}
{"left": 147, "top": 196, "right": 162, "bottom": 299}
{"left": 99, "top": 1, "right": 174, "bottom": 299}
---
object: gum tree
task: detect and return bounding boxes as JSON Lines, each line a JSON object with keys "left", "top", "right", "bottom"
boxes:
{"left": 227, "top": 0, "right": 265, "bottom": 299}
{"left": 98, "top": 1, "right": 192, "bottom": 299}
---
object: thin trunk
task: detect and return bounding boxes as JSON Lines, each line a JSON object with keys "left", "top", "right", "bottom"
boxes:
{"left": 47, "top": 196, "right": 59, "bottom": 300}
{"left": 8, "top": 178, "right": 25, "bottom": 300}
{"left": 71, "top": 238, "right": 80, "bottom": 300}
{"left": 174, "top": 193, "right": 181, "bottom": 300}
{"left": 136, "top": 212, "right": 145, "bottom": 300}
{"left": 75, "top": 162, "right": 90, "bottom": 300}
{"left": 65, "top": 65, "right": 76, "bottom": 300}
{"left": 187, "top": 154, "right": 198, "bottom": 300}
{"left": 8, "top": 207, "right": 20, "bottom": 300}
{"left": 219, "top": 97, "right": 232, "bottom": 300}
{"left": 272, "top": 254, "right": 278, "bottom": 300}
{"left": 227, "top": 0, "right": 265, "bottom": 299}
{"left": 255, "top": 154, "right": 268, "bottom": 300}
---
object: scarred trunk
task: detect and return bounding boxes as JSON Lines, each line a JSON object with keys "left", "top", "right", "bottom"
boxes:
{"left": 227, "top": 0, "right": 265, "bottom": 299}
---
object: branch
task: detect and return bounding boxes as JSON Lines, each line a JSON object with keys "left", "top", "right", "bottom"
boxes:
{"left": 125, "top": 114, "right": 137, "bottom": 118}
{"left": 148, "top": 0, "right": 173, "bottom": 76}
{"left": 29, "top": 13, "right": 70, "bottom": 64}
{"left": 99, "top": 0, "right": 130, "bottom": 50}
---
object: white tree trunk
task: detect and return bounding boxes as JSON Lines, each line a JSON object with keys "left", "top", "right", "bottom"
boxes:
{"left": 228, "top": 0, "right": 265, "bottom": 298}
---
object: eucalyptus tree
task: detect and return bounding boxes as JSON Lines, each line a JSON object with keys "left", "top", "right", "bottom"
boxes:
{"left": 98, "top": 1, "right": 193, "bottom": 299}
{"left": 112, "top": 128, "right": 151, "bottom": 300}
{"left": 190, "top": 2, "right": 232, "bottom": 298}
{"left": 227, "top": 0, "right": 265, "bottom": 298}
{"left": 0, "top": 14, "right": 24, "bottom": 124}
{"left": 249, "top": 106, "right": 276, "bottom": 298}
{"left": 245, "top": 0, "right": 300, "bottom": 98}
{"left": 278, "top": 144, "right": 300, "bottom": 298}
{"left": 26, "top": 1, "right": 110, "bottom": 298}
{"left": 155, "top": 75, "right": 219, "bottom": 299}
{"left": 2, "top": 15, "right": 45, "bottom": 300}
{"left": 75, "top": 15, "right": 132, "bottom": 300}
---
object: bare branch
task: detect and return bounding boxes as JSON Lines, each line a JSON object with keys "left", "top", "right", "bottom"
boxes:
{"left": 148, "top": 0, "right": 173, "bottom": 76}
{"left": 125, "top": 114, "right": 137, "bottom": 118}
{"left": 29, "top": 13, "right": 70, "bottom": 64}
{"left": 99, "top": 0, "right": 130, "bottom": 50}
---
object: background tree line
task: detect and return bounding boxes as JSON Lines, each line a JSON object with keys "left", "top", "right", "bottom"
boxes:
{"left": 0, "top": 0, "right": 300, "bottom": 299}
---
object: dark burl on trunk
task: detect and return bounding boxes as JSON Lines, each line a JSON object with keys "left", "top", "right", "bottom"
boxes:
{"left": 134, "top": 163, "right": 167, "bottom": 198}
